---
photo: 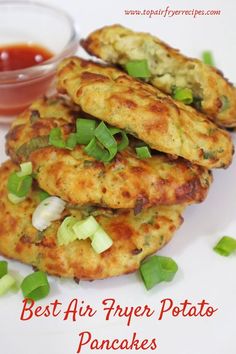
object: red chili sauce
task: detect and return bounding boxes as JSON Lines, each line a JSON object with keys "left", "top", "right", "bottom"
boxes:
{"left": 0, "top": 43, "right": 54, "bottom": 116}
{"left": 0, "top": 43, "right": 53, "bottom": 71}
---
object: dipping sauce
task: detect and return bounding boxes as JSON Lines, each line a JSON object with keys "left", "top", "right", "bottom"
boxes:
{"left": 0, "top": 43, "right": 55, "bottom": 116}
{"left": 0, "top": 43, "right": 53, "bottom": 72}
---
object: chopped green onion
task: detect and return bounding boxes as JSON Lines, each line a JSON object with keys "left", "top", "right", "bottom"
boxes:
{"left": 72, "top": 216, "right": 99, "bottom": 240}
{"left": 84, "top": 137, "right": 109, "bottom": 162}
{"left": 16, "top": 162, "right": 33, "bottom": 177}
{"left": 32, "top": 196, "right": 66, "bottom": 231}
{"left": 172, "top": 87, "right": 193, "bottom": 104}
{"left": 57, "top": 216, "right": 77, "bottom": 246}
{"left": 136, "top": 146, "right": 152, "bottom": 159}
{"left": 7, "top": 173, "right": 32, "bottom": 198}
{"left": 0, "top": 274, "right": 16, "bottom": 296}
{"left": 57, "top": 215, "right": 113, "bottom": 254}
{"left": 0, "top": 261, "right": 8, "bottom": 279}
{"left": 66, "top": 133, "right": 77, "bottom": 150}
{"left": 16, "top": 136, "right": 50, "bottom": 159}
{"left": 109, "top": 127, "right": 129, "bottom": 151}
{"left": 140, "top": 255, "right": 178, "bottom": 290}
{"left": 8, "top": 193, "right": 26, "bottom": 204}
{"left": 49, "top": 128, "right": 66, "bottom": 148}
{"left": 192, "top": 96, "right": 202, "bottom": 111}
{"left": 202, "top": 51, "right": 214, "bottom": 66}
{"left": 76, "top": 118, "right": 97, "bottom": 144}
{"left": 95, "top": 122, "right": 117, "bottom": 161}
{"left": 38, "top": 189, "right": 50, "bottom": 202}
{"left": 125, "top": 59, "right": 150, "bottom": 78}
{"left": 91, "top": 227, "right": 113, "bottom": 254}
{"left": 76, "top": 118, "right": 129, "bottom": 161}
{"left": 21, "top": 271, "right": 50, "bottom": 301}
{"left": 213, "top": 236, "right": 236, "bottom": 256}
{"left": 220, "top": 96, "right": 230, "bottom": 112}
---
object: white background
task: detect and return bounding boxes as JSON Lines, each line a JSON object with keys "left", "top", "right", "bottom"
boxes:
{"left": 0, "top": 0, "right": 236, "bottom": 353}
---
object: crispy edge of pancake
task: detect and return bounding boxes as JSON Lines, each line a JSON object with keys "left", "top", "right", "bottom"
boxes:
{"left": 7, "top": 97, "right": 212, "bottom": 209}
{"left": 81, "top": 24, "right": 236, "bottom": 128}
{"left": 5, "top": 95, "right": 80, "bottom": 162}
{"left": 0, "top": 160, "right": 185, "bottom": 280}
{"left": 56, "top": 57, "right": 234, "bottom": 169}
{"left": 5, "top": 96, "right": 212, "bottom": 209}
{"left": 30, "top": 145, "right": 212, "bottom": 209}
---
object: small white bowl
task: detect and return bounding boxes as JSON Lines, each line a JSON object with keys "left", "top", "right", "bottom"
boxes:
{"left": 0, "top": 1, "right": 78, "bottom": 117}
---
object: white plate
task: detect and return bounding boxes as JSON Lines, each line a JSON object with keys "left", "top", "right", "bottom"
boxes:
{"left": 0, "top": 1, "right": 236, "bottom": 353}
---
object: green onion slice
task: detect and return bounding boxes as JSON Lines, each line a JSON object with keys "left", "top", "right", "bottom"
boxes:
{"left": 140, "top": 255, "right": 178, "bottom": 290}
{"left": 76, "top": 118, "right": 97, "bottom": 145}
{"left": 16, "top": 136, "right": 50, "bottom": 159}
{"left": 109, "top": 127, "right": 129, "bottom": 152}
{"left": 172, "top": 87, "right": 193, "bottom": 104}
{"left": 213, "top": 236, "right": 236, "bottom": 256}
{"left": 38, "top": 189, "right": 50, "bottom": 202}
{"left": 16, "top": 162, "right": 33, "bottom": 177}
{"left": 220, "top": 96, "right": 230, "bottom": 112}
{"left": 66, "top": 133, "right": 77, "bottom": 150}
{"left": 0, "top": 274, "right": 16, "bottom": 296}
{"left": 94, "top": 122, "right": 118, "bottom": 161}
{"left": 57, "top": 215, "right": 113, "bottom": 254}
{"left": 84, "top": 137, "right": 109, "bottom": 162}
{"left": 57, "top": 216, "right": 77, "bottom": 246}
{"left": 7, "top": 173, "right": 32, "bottom": 198}
{"left": 136, "top": 146, "right": 152, "bottom": 159}
{"left": 8, "top": 193, "right": 26, "bottom": 204}
{"left": 21, "top": 271, "right": 50, "bottom": 301}
{"left": 0, "top": 261, "right": 8, "bottom": 279}
{"left": 49, "top": 128, "right": 66, "bottom": 148}
{"left": 202, "top": 51, "right": 214, "bottom": 66}
{"left": 125, "top": 59, "right": 151, "bottom": 78}
{"left": 72, "top": 216, "right": 100, "bottom": 240}
{"left": 91, "top": 227, "right": 113, "bottom": 254}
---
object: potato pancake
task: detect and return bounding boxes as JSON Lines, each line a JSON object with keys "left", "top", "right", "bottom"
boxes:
{"left": 82, "top": 25, "right": 236, "bottom": 128}
{"left": 0, "top": 160, "right": 185, "bottom": 280}
{"left": 57, "top": 57, "right": 233, "bottom": 169}
{"left": 6, "top": 97, "right": 212, "bottom": 209}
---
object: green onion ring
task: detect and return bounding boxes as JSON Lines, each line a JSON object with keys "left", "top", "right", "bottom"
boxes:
{"left": 84, "top": 137, "right": 110, "bottom": 162}
{"left": 213, "top": 236, "right": 236, "bottom": 256}
{"left": 94, "top": 122, "right": 118, "bottom": 161}
{"left": 49, "top": 128, "right": 66, "bottom": 148}
{"left": 76, "top": 118, "right": 97, "bottom": 145}
{"left": 202, "top": 51, "right": 214, "bottom": 66}
{"left": 38, "top": 189, "right": 50, "bottom": 202}
{"left": 125, "top": 59, "right": 151, "bottom": 78}
{"left": 0, "top": 261, "right": 8, "bottom": 279}
{"left": 140, "top": 255, "right": 178, "bottom": 290}
{"left": 16, "top": 162, "right": 33, "bottom": 177}
{"left": 66, "top": 133, "right": 77, "bottom": 150}
{"left": 109, "top": 127, "right": 129, "bottom": 152}
{"left": 136, "top": 146, "right": 152, "bottom": 159}
{"left": 7, "top": 173, "right": 33, "bottom": 198}
{"left": 172, "top": 87, "right": 193, "bottom": 104}
{"left": 21, "top": 271, "right": 50, "bottom": 301}
{"left": 0, "top": 274, "right": 16, "bottom": 296}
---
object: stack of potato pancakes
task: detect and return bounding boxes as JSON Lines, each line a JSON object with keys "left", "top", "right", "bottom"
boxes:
{"left": 0, "top": 25, "right": 235, "bottom": 281}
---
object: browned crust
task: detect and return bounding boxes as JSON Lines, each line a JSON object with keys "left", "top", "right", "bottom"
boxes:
{"left": 0, "top": 160, "right": 185, "bottom": 280}
{"left": 81, "top": 24, "right": 236, "bottom": 128}
{"left": 56, "top": 57, "right": 233, "bottom": 169}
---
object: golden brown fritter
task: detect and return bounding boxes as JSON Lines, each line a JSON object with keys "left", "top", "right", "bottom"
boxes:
{"left": 6, "top": 95, "right": 80, "bottom": 162}
{"left": 57, "top": 57, "right": 233, "bottom": 169}
{"left": 31, "top": 145, "right": 212, "bottom": 209}
{"left": 5, "top": 96, "right": 212, "bottom": 209}
{"left": 81, "top": 24, "right": 236, "bottom": 128}
{"left": 0, "top": 160, "right": 185, "bottom": 280}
